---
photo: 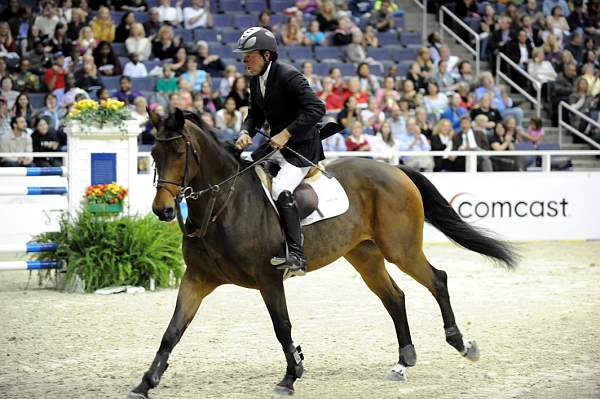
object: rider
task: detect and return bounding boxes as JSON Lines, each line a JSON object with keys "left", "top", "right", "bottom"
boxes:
{"left": 234, "top": 27, "right": 326, "bottom": 276}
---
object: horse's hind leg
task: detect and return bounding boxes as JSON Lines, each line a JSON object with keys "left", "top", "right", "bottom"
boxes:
{"left": 344, "top": 240, "right": 416, "bottom": 381}
{"left": 129, "top": 272, "right": 218, "bottom": 399}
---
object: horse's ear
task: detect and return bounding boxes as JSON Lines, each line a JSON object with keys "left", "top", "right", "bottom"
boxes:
{"left": 174, "top": 107, "right": 185, "bottom": 129}
{"left": 148, "top": 107, "right": 162, "bottom": 128}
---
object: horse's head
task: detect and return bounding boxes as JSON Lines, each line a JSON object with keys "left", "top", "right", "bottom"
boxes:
{"left": 150, "top": 108, "right": 202, "bottom": 221}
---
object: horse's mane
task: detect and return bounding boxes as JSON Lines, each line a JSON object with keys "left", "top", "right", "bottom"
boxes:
{"left": 164, "top": 110, "right": 244, "bottom": 164}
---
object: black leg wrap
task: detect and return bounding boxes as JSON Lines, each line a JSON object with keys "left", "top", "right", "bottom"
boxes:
{"left": 284, "top": 344, "right": 304, "bottom": 378}
{"left": 445, "top": 325, "right": 465, "bottom": 352}
{"left": 399, "top": 344, "right": 417, "bottom": 367}
{"left": 145, "top": 357, "right": 169, "bottom": 388}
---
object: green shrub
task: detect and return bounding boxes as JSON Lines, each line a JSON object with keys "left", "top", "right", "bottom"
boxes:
{"left": 34, "top": 209, "right": 184, "bottom": 292}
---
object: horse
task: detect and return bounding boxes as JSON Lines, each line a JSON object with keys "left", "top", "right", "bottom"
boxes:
{"left": 128, "top": 109, "right": 518, "bottom": 398}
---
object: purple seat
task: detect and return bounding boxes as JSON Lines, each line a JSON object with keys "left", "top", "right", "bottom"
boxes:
{"left": 270, "top": 0, "right": 292, "bottom": 12}
{"left": 286, "top": 46, "right": 313, "bottom": 61}
{"left": 111, "top": 11, "right": 126, "bottom": 23}
{"left": 194, "top": 29, "right": 219, "bottom": 42}
{"left": 394, "top": 16, "right": 405, "bottom": 30}
{"left": 233, "top": 14, "right": 257, "bottom": 30}
{"left": 367, "top": 47, "right": 390, "bottom": 60}
{"left": 101, "top": 76, "right": 122, "bottom": 91}
{"left": 210, "top": 45, "right": 235, "bottom": 58}
{"left": 221, "top": 0, "right": 245, "bottom": 13}
{"left": 143, "top": 59, "right": 162, "bottom": 71}
{"left": 131, "top": 76, "right": 156, "bottom": 92}
{"left": 212, "top": 14, "right": 232, "bottom": 27}
{"left": 338, "top": 63, "right": 356, "bottom": 77}
{"left": 378, "top": 31, "right": 400, "bottom": 47}
{"left": 245, "top": 0, "right": 266, "bottom": 13}
{"left": 221, "top": 30, "right": 241, "bottom": 45}
{"left": 312, "top": 62, "right": 329, "bottom": 76}
{"left": 174, "top": 28, "right": 193, "bottom": 42}
{"left": 134, "top": 12, "right": 149, "bottom": 24}
{"left": 111, "top": 43, "right": 127, "bottom": 56}
{"left": 389, "top": 46, "right": 417, "bottom": 62}
{"left": 400, "top": 32, "right": 422, "bottom": 47}
{"left": 28, "top": 93, "right": 46, "bottom": 110}
{"left": 314, "top": 46, "right": 343, "bottom": 61}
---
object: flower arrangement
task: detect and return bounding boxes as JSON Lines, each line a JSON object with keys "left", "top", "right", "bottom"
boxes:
{"left": 67, "top": 98, "right": 132, "bottom": 128}
{"left": 84, "top": 182, "right": 128, "bottom": 207}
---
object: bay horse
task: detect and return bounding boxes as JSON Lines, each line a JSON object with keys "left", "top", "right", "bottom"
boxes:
{"left": 129, "top": 109, "right": 517, "bottom": 398}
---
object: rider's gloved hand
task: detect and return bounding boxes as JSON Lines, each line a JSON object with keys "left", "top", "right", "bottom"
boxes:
{"left": 235, "top": 131, "right": 252, "bottom": 150}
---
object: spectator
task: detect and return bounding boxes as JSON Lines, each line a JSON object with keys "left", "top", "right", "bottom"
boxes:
{"left": 156, "top": 63, "right": 178, "bottom": 94}
{"left": 318, "top": 76, "right": 345, "bottom": 113}
{"left": 34, "top": 3, "right": 62, "bottom": 38}
{"left": 428, "top": 32, "right": 443, "bottom": 65}
{"left": 470, "top": 94, "right": 502, "bottom": 128}
{"left": 522, "top": 0, "right": 546, "bottom": 30}
{"left": 67, "top": 8, "right": 87, "bottom": 42}
{"left": 301, "top": 61, "right": 322, "bottom": 93}
{"left": 337, "top": 96, "right": 361, "bottom": 128}
{"left": 304, "top": 20, "right": 325, "bottom": 47}
{"left": 432, "top": 59, "right": 457, "bottom": 93}
{"left": 183, "top": 0, "right": 213, "bottom": 30}
{"left": 564, "top": 29, "right": 585, "bottom": 65}
{"left": 520, "top": 15, "right": 543, "bottom": 47}
{"left": 31, "top": 116, "right": 61, "bottom": 167}
{"left": 455, "top": 0, "right": 479, "bottom": 19}
{"left": 569, "top": 77, "right": 595, "bottom": 132}
{"left": 441, "top": 93, "right": 468, "bottom": 131}
{"left": 181, "top": 55, "right": 207, "bottom": 92}
{"left": 93, "top": 41, "right": 122, "bottom": 76}
{"left": 126, "top": 23, "right": 151, "bottom": 61}
{"left": 356, "top": 62, "right": 380, "bottom": 94}
{"left": 151, "top": 26, "right": 179, "bottom": 61}
{"left": 401, "top": 78, "right": 423, "bottom": 109}
{"left": 54, "top": 73, "right": 89, "bottom": 108}
{"left": 332, "top": 15, "right": 356, "bottom": 46}
{"left": 281, "top": 16, "right": 303, "bottom": 46}
{"left": 416, "top": 47, "right": 433, "bottom": 76}
{"left": 11, "top": 59, "right": 39, "bottom": 93}
{"left": 328, "top": 66, "right": 346, "bottom": 94}
{"left": 431, "top": 118, "right": 458, "bottom": 171}
{"left": 171, "top": 47, "right": 188, "bottom": 75}
{"left": 456, "top": 81, "right": 475, "bottom": 110}
{"left": 115, "top": 0, "right": 149, "bottom": 12}
{"left": 115, "top": 11, "right": 136, "bottom": 43}
{"left": 488, "top": 16, "right": 514, "bottom": 73}
{"left": 528, "top": 48, "right": 558, "bottom": 87}
{"left": 345, "top": 77, "right": 369, "bottom": 109}
{"left": 489, "top": 122, "right": 521, "bottom": 171}
{"left": 452, "top": 60, "right": 475, "bottom": 86}
{"left": 0, "top": 96, "right": 10, "bottom": 139}
{"left": 37, "top": 93, "right": 63, "bottom": 132}
{"left": 543, "top": 0, "right": 570, "bottom": 17}
{"left": 113, "top": 76, "right": 142, "bottom": 105}
{"left": 375, "top": 122, "right": 398, "bottom": 153}
{"left": 363, "top": 25, "right": 379, "bottom": 48}
{"left": 322, "top": 129, "right": 347, "bottom": 151}
{"left": 74, "top": 54, "right": 102, "bottom": 91}
{"left": 479, "top": 4, "right": 497, "bottom": 42}
{"left": 555, "top": 50, "right": 575, "bottom": 74}
{"left": 546, "top": 5, "right": 570, "bottom": 46}
{"left": 0, "top": 76, "right": 19, "bottom": 109}
{"left": 452, "top": 116, "right": 492, "bottom": 171}
{"left": 519, "top": 116, "right": 545, "bottom": 147}
{"left": 423, "top": 80, "right": 448, "bottom": 120}
{"left": 76, "top": 26, "right": 98, "bottom": 56}
{"left": 227, "top": 75, "right": 249, "bottom": 112}
{"left": 196, "top": 41, "right": 225, "bottom": 78}
{"left": 316, "top": 1, "right": 339, "bottom": 32}
{"left": 375, "top": 76, "right": 400, "bottom": 112}
{"left": 371, "top": 0, "right": 394, "bottom": 32}
{"left": 415, "top": 106, "right": 433, "bottom": 140}
{"left": 0, "top": 21, "right": 17, "bottom": 54}
{"left": 345, "top": 120, "right": 371, "bottom": 151}
{"left": 504, "top": 29, "right": 534, "bottom": 88}
{"left": 405, "top": 62, "right": 427, "bottom": 92}
{"left": 568, "top": 0, "right": 596, "bottom": 35}
{"left": 472, "top": 114, "right": 492, "bottom": 139}
{"left": 1, "top": 0, "right": 20, "bottom": 23}
{"left": 43, "top": 51, "right": 67, "bottom": 92}
{"left": 475, "top": 72, "right": 524, "bottom": 126}
{"left": 158, "top": 0, "right": 183, "bottom": 27}
{"left": 219, "top": 65, "right": 237, "bottom": 99}
{"left": 90, "top": 6, "right": 116, "bottom": 43}
{"left": 197, "top": 79, "right": 221, "bottom": 113}
{"left": 398, "top": 116, "right": 434, "bottom": 171}
{"left": 361, "top": 97, "right": 385, "bottom": 130}
{"left": 257, "top": 10, "right": 275, "bottom": 32}
{"left": 0, "top": 115, "right": 32, "bottom": 167}
{"left": 215, "top": 96, "right": 242, "bottom": 141}
{"left": 345, "top": 30, "right": 369, "bottom": 64}
{"left": 144, "top": 8, "right": 162, "bottom": 39}
{"left": 582, "top": 63, "right": 600, "bottom": 96}
{"left": 123, "top": 53, "right": 148, "bottom": 78}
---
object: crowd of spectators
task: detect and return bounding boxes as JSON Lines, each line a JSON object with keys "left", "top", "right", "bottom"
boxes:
{"left": 3, "top": 0, "right": 588, "bottom": 172}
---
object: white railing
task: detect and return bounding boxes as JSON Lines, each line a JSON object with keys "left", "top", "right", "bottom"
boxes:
{"left": 439, "top": 6, "right": 481, "bottom": 76}
{"left": 410, "top": 0, "right": 428, "bottom": 45}
{"left": 496, "top": 53, "right": 542, "bottom": 118}
{"left": 135, "top": 149, "right": 600, "bottom": 173}
{"left": 558, "top": 101, "right": 600, "bottom": 150}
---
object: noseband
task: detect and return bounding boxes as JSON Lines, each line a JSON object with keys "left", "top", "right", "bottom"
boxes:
{"left": 153, "top": 130, "right": 275, "bottom": 238}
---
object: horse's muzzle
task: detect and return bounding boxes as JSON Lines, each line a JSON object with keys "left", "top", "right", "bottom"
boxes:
{"left": 154, "top": 206, "right": 175, "bottom": 221}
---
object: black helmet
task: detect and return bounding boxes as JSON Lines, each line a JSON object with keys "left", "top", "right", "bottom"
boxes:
{"left": 234, "top": 27, "right": 278, "bottom": 53}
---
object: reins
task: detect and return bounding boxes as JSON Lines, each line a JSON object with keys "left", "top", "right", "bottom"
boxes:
{"left": 155, "top": 131, "right": 276, "bottom": 239}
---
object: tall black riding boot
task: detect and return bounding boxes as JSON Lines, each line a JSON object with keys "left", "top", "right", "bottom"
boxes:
{"left": 270, "top": 190, "right": 307, "bottom": 276}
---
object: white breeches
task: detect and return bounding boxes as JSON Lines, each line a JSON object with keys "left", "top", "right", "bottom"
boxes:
{"left": 269, "top": 150, "right": 311, "bottom": 201}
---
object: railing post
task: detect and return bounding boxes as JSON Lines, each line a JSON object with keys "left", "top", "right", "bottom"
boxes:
{"left": 475, "top": 37, "right": 480, "bottom": 77}
{"left": 558, "top": 102, "right": 563, "bottom": 147}
{"left": 496, "top": 54, "right": 500, "bottom": 85}
{"left": 541, "top": 153, "right": 552, "bottom": 172}
{"left": 536, "top": 83, "right": 541, "bottom": 118}
{"left": 439, "top": 7, "right": 444, "bottom": 42}
{"left": 466, "top": 154, "right": 478, "bottom": 172}
{"left": 422, "top": 0, "right": 427, "bottom": 45}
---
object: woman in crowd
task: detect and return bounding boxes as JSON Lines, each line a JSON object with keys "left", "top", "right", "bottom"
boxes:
{"left": 126, "top": 23, "right": 151, "bottom": 61}
{"left": 152, "top": 26, "right": 179, "bottom": 61}
{"left": 316, "top": 0, "right": 338, "bottom": 32}
{"left": 76, "top": 27, "right": 98, "bottom": 55}
{"left": 93, "top": 41, "right": 123, "bottom": 76}
{"left": 115, "top": 11, "right": 136, "bottom": 43}
{"left": 227, "top": 75, "right": 249, "bottom": 112}
{"left": 281, "top": 16, "right": 303, "bottom": 46}
{"left": 423, "top": 80, "right": 448, "bottom": 120}
{"left": 345, "top": 121, "right": 371, "bottom": 151}
{"left": 302, "top": 62, "right": 323, "bottom": 93}
{"left": 49, "top": 23, "right": 72, "bottom": 56}
{"left": 317, "top": 76, "right": 346, "bottom": 113}
{"left": 12, "top": 93, "right": 34, "bottom": 127}
{"left": 31, "top": 117, "right": 61, "bottom": 167}
{"left": 91, "top": 6, "right": 116, "bottom": 43}
{"left": 375, "top": 76, "right": 400, "bottom": 112}
{"left": 546, "top": 5, "right": 570, "bottom": 46}
{"left": 430, "top": 118, "right": 457, "bottom": 171}
{"left": 337, "top": 95, "right": 361, "bottom": 129}
{"left": 356, "top": 62, "right": 380, "bottom": 95}
{"left": 215, "top": 96, "right": 243, "bottom": 141}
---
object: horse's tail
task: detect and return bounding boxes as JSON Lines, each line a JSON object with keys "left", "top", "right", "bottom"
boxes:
{"left": 398, "top": 166, "right": 519, "bottom": 269}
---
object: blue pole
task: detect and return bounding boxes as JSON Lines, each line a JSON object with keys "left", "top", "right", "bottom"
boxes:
{"left": 26, "top": 242, "right": 59, "bottom": 252}
{"left": 26, "top": 167, "right": 65, "bottom": 176}
{"left": 26, "top": 187, "right": 68, "bottom": 195}
{"left": 26, "top": 260, "right": 62, "bottom": 269}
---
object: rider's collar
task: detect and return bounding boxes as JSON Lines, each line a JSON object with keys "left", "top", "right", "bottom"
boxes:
{"left": 258, "top": 60, "right": 272, "bottom": 78}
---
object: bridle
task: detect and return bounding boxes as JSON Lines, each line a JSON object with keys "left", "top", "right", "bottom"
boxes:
{"left": 153, "top": 130, "right": 275, "bottom": 238}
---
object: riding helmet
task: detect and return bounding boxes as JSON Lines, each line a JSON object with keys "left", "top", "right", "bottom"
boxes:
{"left": 234, "top": 27, "right": 278, "bottom": 53}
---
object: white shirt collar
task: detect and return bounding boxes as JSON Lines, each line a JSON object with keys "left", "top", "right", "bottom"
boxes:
{"left": 259, "top": 61, "right": 272, "bottom": 96}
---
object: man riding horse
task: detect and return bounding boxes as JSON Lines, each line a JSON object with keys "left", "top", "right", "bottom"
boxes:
{"left": 234, "top": 27, "right": 326, "bottom": 277}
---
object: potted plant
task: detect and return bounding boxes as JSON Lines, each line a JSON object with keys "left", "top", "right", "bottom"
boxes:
{"left": 66, "top": 98, "right": 133, "bottom": 132}
{"left": 85, "top": 182, "right": 128, "bottom": 214}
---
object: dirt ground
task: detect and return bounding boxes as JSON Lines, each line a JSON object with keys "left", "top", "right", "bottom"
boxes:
{"left": 0, "top": 241, "right": 599, "bottom": 399}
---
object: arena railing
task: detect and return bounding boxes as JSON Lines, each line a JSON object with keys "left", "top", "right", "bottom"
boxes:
{"left": 558, "top": 101, "right": 600, "bottom": 150}
{"left": 438, "top": 6, "right": 481, "bottom": 76}
{"left": 410, "top": 0, "right": 428, "bottom": 46}
{"left": 496, "top": 53, "right": 542, "bottom": 118}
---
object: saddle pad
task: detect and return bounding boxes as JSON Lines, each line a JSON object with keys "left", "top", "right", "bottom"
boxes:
{"left": 255, "top": 166, "right": 350, "bottom": 226}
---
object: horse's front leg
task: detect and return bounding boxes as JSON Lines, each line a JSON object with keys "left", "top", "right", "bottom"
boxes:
{"left": 129, "top": 272, "right": 218, "bottom": 399}
{"left": 259, "top": 278, "right": 304, "bottom": 396}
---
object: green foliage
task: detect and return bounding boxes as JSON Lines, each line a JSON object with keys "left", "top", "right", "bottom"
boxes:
{"left": 34, "top": 209, "right": 184, "bottom": 292}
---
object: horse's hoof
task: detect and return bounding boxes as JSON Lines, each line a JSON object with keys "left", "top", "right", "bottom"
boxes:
{"left": 463, "top": 340, "right": 480, "bottom": 362}
{"left": 127, "top": 392, "right": 148, "bottom": 399}
{"left": 272, "top": 385, "right": 295, "bottom": 396}
{"left": 385, "top": 363, "right": 407, "bottom": 381}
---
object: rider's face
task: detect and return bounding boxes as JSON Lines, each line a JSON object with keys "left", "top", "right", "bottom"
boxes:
{"left": 243, "top": 51, "right": 267, "bottom": 76}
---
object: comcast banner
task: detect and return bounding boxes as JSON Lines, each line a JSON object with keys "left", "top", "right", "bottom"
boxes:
{"left": 423, "top": 172, "right": 599, "bottom": 242}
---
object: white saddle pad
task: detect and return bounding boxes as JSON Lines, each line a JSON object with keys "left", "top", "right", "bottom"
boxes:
{"left": 255, "top": 166, "right": 350, "bottom": 226}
